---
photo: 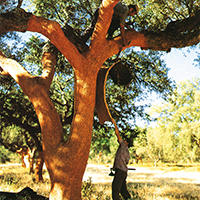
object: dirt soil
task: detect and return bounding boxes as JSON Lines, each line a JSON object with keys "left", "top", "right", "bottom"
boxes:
{"left": 83, "top": 164, "right": 200, "bottom": 199}
{"left": 1, "top": 163, "right": 200, "bottom": 199}
{"left": 84, "top": 163, "right": 200, "bottom": 184}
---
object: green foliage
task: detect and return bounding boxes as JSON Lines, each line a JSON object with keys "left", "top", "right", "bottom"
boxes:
{"left": 32, "top": 0, "right": 101, "bottom": 29}
{"left": 146, "top": 78, "right": 200, "bottom": 163}
{"left": 0, "top": 146, "right": 11, "bottom": 163}
{"left": 89, "top": 128, "right": 117, "bottom": 163}
{"left": 81, "top": 178, "right": 96, "bottom": 199}
{"left": 104, "top": 49, "right": 174, "bottom": 136}
{"left": 23, "top": 35, "right": 45, "bottom": 74}
{"left": 1, "top": 125, "right": 25, "bottom": 146}
{"left": 128, "top": 0, "right": 198, "bottom": 31}
{"left": 133, "top": 127, "right": 147, "bottom": 155}
{"left": 0, "top": 0, "right": 18, "bottom": 13}
{"left": 1, "top": 0, "right": 198, "bottom": 161}
{"left": 0, "top": 84, "right": 41, "bottom": 151}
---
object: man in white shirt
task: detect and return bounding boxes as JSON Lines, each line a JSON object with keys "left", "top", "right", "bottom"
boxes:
{"left": 112, "top": 119, "right": 132, "bottom": 200}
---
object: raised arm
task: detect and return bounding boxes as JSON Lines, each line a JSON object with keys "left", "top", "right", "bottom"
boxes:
{"left": 120, "top": 24, "right": 128, "bottom": 46}
{"left": 112, "top": 118, "right": 122, "bottom": 142}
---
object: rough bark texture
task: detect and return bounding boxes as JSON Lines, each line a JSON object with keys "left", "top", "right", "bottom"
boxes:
{"left": 0, "top": 0, "right": 199, "bottom": 199}
{"left": 0, "top": 8, "right": 33, "bottom": 33}
{"left": 35, "top": 151, "right": 44, "bottom": 182}
{"left": 143, "top": 10, "right": 200, "bottom": 51}
{"left": 96, "top": 66, "right": 112, "bottom": 124}
{"left": 0, "top": 8, "right": 199, "bottom": 51}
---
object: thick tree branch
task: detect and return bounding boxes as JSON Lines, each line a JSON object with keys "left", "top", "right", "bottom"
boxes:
{"left": 27, "top": 15, "right": 86, "bottom": 68}
{"left": 0, "top": 52, "right": 33, "bottom": 94}
{"left": 143, "top": 9, "right": 200, "bottom": 51}
{"left": 0, "top": 52, "right": 63, "bottom": 151}
{"left": 91, "top": 6, "right": 199, "bottom": 55}
{"left": 166, "top": 9, "right": 200, "bottom": 34}
{"left": 102, "top": 10, "right": 199, "bottom": 55}
{"left": 143, "top": 28, "right": 199, "bottom": 51}
{"left": 0, "top": 51, "right": 56, "bottom": 93}
{"left": 90, "top": 0, "right": 119, "bottom": 49}
{"left": 41, "top": 53, "right": 56, "bottom": 91}
{"left": 89, "top": 30, "right": 148, "bottom": 63}
{"left": 1, "top": 6, "right": 199, "bottom": 66}
{"left": 0, "top": 8, "right": 32, "bottom": 33}
{"left": 0, "top": 8, "right": 86, "bottom": 69}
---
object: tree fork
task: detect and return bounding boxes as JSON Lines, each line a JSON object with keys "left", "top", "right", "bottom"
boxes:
{"left": 0, "top": 8, "right": 199, "bottom": 56}
{"left": 0, "top": 1, "right": 199, "bottom": 199}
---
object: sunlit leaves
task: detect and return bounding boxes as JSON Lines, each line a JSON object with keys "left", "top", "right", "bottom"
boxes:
{"left": 124, "top": 0, "right": 198, "bottom": 32}
{"left": 147, "top": 78, "right": 200, "bottom": 162}
{"left": 23, "top": 35, "right": 45, "bottom": 73}
{"left": 31, "top": 0, "right": 101, "bottom": 29}
{"left": 1, "top": 0, "right": 198, "bottom": 157}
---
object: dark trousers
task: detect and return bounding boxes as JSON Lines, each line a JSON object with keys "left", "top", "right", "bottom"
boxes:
{"left": 112, "top": 169, "right": 131, "bottom": 200}
{"left": 81, "top": 9, "right": 120, "bottom": 43}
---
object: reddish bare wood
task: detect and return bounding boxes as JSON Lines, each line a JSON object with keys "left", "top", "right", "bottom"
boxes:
{"left": 0, "top": 0, "right": 199, "bottom": 199}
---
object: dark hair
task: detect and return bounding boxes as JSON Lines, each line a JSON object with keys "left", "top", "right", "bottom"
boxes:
{"left": 128, "top": 5, "right": 139, "bottom": 13}
{"left": 125, "top": 137, "right": 133, "bottom": 148}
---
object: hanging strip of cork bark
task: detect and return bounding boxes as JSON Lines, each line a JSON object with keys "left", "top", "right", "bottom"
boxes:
{"left": 95, "top": 61, "right": 132, "bottom": 124}
{"left": 96, "top": 65, "right": 112, "bottom": 125}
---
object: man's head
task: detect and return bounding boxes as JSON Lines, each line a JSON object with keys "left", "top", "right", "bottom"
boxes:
{"left": 124, "top": 137, "right": 133, "bottom": 148}
{"left": 128, "top": 5, "right": 139, "bottom": 16}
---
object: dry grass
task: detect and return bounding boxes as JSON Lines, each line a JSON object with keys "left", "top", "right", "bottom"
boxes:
{"left": 0, "top": 164, "right": 50, "bottom": 197}
{"left": 1, "top": 163, "right": 200, "bottom": 200}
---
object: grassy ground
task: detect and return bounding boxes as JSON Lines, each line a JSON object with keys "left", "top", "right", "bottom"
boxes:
{"left": 0, "top": 164, "right": 50, "bottom": 197}
{"left": 1, "top": 163, "right": 200, "bottom": 200}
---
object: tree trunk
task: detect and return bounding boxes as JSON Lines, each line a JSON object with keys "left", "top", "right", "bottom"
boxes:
{"left": 29, "top": 157, "right": 34, "bottom": 174}
{"left": 35, "top": 151, "right": 44, "bottom": 182}
{"left": 47, "top": 66, "right": 99, "bottom": 200}
{"left": 1, "top": 0, "right": 199, "bottom": 199}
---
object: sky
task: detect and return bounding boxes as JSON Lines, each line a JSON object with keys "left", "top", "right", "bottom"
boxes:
{"left": 147, "top": 46, "right": 200, "bottom": 105}
{"left": 137, "top": 46, "right": 200, "bottom": 127}
{"left": 164, "top": 47, "right": 199, "bottom": 83}
{"left": 6, "top": 28, "right": 200, "bottom": 129}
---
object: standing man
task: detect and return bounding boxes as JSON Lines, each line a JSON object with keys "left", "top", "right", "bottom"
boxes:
{"left": 111, "top": 119, "right": 132, "bottom": 200}
{"left": 80, "top": 2, "right": 139, "bottom": 46}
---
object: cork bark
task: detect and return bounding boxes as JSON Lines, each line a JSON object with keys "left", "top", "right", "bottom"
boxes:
{"left": 0, "top": 0, "right": 199, "bottom": 199}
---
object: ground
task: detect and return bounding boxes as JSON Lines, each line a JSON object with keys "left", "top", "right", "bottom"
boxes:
{"left": 83, "top": 164, "right": 200, "bottom": 199}
{"left": 1, "top": 163, "right": 200, "bottom": 199}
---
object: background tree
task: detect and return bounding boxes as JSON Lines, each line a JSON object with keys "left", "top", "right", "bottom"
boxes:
{"left": 0, "top": 0, "right": 199, "bottom": 199}
{"left": 0, "top": 0, "right": 175, "bottom": 161}
{"left": 0, "top": 63, "right": 74, "bottom": 181}
{"left": 147, "top": 78, "right": 200, "bottom": 163}
{"left": 132, "top": 127, "right": 147, "bottom": 161}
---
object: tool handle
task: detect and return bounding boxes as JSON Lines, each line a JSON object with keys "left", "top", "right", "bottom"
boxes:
{"left": 128, "top": 168, "right": 136, "bottom": 170}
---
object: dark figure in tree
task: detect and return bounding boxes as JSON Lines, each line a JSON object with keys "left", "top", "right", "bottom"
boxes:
{"left": 80, "top": 2, "right": 139, "bottom": 46}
